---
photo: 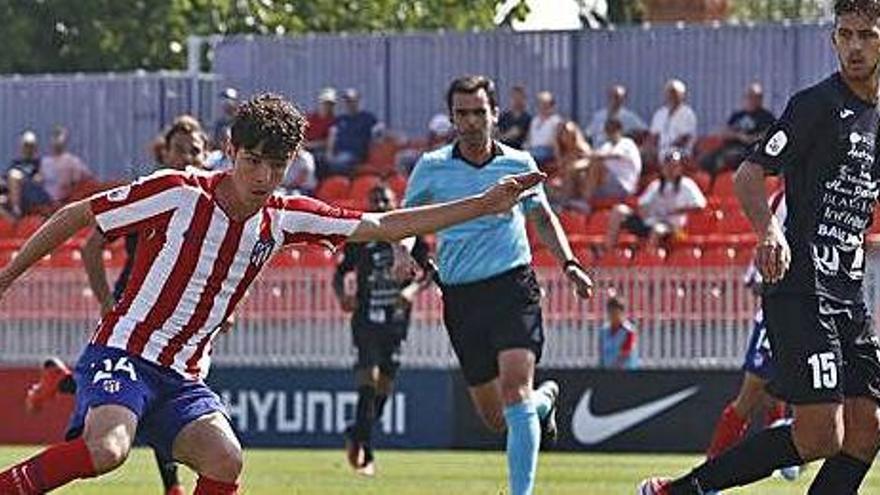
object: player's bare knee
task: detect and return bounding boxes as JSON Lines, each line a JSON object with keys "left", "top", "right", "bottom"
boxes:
{"left": 84, "top": 434, "right": 131, "bottom": 473}
{"left": 205, "top": 446, "right": 243, "bottom": 482}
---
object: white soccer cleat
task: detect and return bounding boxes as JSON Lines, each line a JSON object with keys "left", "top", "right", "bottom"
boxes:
{"left": 637, "top": 477, "right": 671, "bottom": 495}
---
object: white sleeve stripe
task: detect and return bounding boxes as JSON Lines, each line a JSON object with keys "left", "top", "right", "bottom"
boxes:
{"left": 95, "top": 188, "right": 190, "bottom": 233}
{"left": 279, "top": 210, "right": 361, "bottom": 236}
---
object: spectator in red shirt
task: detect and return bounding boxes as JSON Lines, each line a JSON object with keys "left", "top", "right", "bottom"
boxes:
{"left": 305, "top": 87, "right": 337, "bottom": 166}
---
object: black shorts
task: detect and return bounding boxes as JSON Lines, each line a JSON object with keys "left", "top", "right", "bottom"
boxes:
{"left": 352, "top": 319, "right": 405, "bottom": 378}
{"left": 442, "top": 265, "right": 544, "bottom": 387}
{"left": 622, "top": 214, "right": 654, "bottom": 238}
{"left": 762, "top": 293, "right": 880, "bottom": 405}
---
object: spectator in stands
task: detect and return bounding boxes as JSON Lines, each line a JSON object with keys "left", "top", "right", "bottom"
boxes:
{"left": 498, "top": 85, "right": 532, "bottom": 149}
{"left": 6, "top": 130, "right": 51, "bottom": 218}
{"left": 699, "top": 82, "right": 776, "bottom": 179}
{"left": 280, "top": 149, "right": 317, "bottom": 196}
{"left": 647, "top": 79, "right": 698, "bottom": 164}
{"left": 211, "top": 87, "right": 239, "bottom": 149}
{"left": 305, "top": 87, "right": 337, "bottom": 164}
{"left": 396, "top": 113, "right": 455, "bottom": 175}
{"left": 599, "top": 297, "right": 639, "bottom": 370}
{"left": 205, "top": 127, "right": 233, "bottom": 171}
{"left": 40, "top": 126, "right": 93, "bottom": 204}
{"left": 325, "top": 88, "right": 379, "bottom": 176}
{"left": 585, "top": 84, "right": 647, "bottom": 147}
{"left": 526, "top": 90, "right": 564, "bottom": 167}
{"left": 548, "top": 120, "right": 592, "bottom": 211}
{"left": 606, "top": 149, "right": 707, "bottom": 248}
{"left": 579, "top": 118, "right": 642, "bottom": 204}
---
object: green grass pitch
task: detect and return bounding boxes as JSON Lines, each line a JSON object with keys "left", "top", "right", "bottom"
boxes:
{"left": 1, "top": 446, "right": 877, "bottom": 494}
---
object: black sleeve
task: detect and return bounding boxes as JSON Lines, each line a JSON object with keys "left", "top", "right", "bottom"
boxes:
{"left": 411, "top": 237, "right": 432, "bottom": 270}
{"left": 747, "top": 91, "right": 822, "bottom": 174}
{"left": 726, "top": 110, "right": 742, "bottom": 127}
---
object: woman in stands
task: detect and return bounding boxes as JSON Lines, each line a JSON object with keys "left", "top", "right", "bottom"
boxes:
{"left": 605, "top": 149, "right": 706, "bottom": 248}
{"left": 546, "top": 120, "right": 592, "bottom": 211}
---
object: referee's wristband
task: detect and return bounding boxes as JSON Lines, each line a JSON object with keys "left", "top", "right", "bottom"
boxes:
{"left": 563, "top": 259, "right": 584, "bottom": 273}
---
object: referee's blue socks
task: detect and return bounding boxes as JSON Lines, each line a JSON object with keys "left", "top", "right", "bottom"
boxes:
{"left": 504, "top": 400, "right": 540, "bottom": 495}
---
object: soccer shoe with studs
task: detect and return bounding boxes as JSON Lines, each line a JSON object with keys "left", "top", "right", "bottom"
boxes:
{"left": 25, "top": 357, "right": 71, "bottom": 414}
{"left": 637, "top": 477, "right": 671, "bottom": 495}
{"left": 343, "top": 426, "right": 366, "bottom": 470}
{"left": 538, "top": 380, "right": 560, "bottom": 447}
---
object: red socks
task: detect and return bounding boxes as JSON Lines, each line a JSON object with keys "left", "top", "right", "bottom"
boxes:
{"left": 764, "top": 401, "right": 787, "bottom": 427}
{"left": 706, "top": 403, "right": 749, "bottom": 459}
{"left": 194, "top": 475, "right": 239, "bottom": 495}
{"left": 0, "top": 437, "right": 96, "bottom": 494}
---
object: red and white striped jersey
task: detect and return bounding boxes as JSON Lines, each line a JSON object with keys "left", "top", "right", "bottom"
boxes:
{"left": 88, "top": 168, "right": 362, "bottom": 379}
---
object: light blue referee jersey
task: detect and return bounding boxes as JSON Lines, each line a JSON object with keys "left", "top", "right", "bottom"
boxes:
{"left": 404, "top": 141, "right": 548, "bottom": 285}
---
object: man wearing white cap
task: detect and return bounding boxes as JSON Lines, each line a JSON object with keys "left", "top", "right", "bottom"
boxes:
{"left": 6, "top": 130, "right": 51, "bottom": 218}
{"left": 648, "top": 79, "right": 698, "bottom": 164}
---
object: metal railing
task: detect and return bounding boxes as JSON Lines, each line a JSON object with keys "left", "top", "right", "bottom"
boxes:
{"left": 0, "top": 262, "right": 774, "bottom": 370}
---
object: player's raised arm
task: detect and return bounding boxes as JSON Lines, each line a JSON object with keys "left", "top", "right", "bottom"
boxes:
{"left": 0, "top": 199, "right": 96, "bottom": 296}
{"left": 348, "top": 171, "right": 545, "bottom": 243}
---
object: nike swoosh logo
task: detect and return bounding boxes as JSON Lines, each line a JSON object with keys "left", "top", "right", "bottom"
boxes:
{"left": 572, "top": 386, "right": 699, "bottom": 445}
{"left": 840, "top": 109, "right": 854, "bottom": 119}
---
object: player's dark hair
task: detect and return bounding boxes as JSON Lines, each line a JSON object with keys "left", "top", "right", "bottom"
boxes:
{"left": 835, "top": 0, "right": 880, "bottom": 20}
{"left": 164, "top": 115, "right": 205, "bottom": 148}
{"left": 231, "top": 93, "right": 307, "bottom": 159}
{"left": 446, "top": 75, "right": 498, "bottom": 113}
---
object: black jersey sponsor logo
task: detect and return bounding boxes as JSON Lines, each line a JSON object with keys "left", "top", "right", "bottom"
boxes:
{"left": 765, "top": 130, "right": 788, "bottom": 156}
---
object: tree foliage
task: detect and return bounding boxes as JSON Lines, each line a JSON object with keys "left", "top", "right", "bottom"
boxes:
{"left": 0, "top": 0, "right": 525, "bottom": 74}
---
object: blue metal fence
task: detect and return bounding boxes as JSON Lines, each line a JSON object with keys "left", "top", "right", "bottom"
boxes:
{"left": 212, "top": 23, "right": 838, "bottom": 138}
{"left": 0, "top": 72, "right": 217, "bottom": 180}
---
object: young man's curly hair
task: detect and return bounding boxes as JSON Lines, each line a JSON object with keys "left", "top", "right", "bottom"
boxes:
{"left": 230, "top": 93, "right": 307, "bottom": 159}
{"left": 835, "top": 0, "right": 880, "bottom": 19}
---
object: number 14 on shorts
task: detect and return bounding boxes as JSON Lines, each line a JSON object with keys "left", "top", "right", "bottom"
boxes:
{"left": 92, "top": 356, "right": 139, "bottom": 384}
{"left": 807, "top": 352, "right": 838, "bottom": 390}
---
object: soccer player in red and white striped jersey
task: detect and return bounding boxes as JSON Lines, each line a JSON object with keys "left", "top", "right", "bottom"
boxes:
{"left": 0, "top": 93, "right": 545, "bottom": 495}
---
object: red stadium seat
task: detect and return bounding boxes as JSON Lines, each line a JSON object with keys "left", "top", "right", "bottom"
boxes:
{"left": 712, "top": 172, "right": 736, "bottom": 198}
{"left": 584, "top": 210, "right": 611, "bottom": 236}
{"left": 315, "top": 176, "right": 351, "bottom": 202}
{"left": 716, "top": 210, "right": 752, "bottom": 234}
{"left": 694, "top": 134, "right": 725, "bottom": 159}
{"left": 358, "top": 137, "right": 402, "bottom": 176}
{"left": 349, "top": 175, "right": 383, "bottom": 209}
{"left": 595, "top": 247, "right": 633, "bottom": 267}
{"left": 692, "top": 171, "right": 712, "bottom": 194}
{"left": 558, "top": 210, "right": 587, "bottom": 235}
{"left": 632, "top": 246, "right": 668, "bottom": 266}
{"left": 531, "top": 248, "right": 557, "bottom": 267}
{"left": 14, "top": 215, "right": 45, "bottom": 238}
{"left": 0, "top": 217, "right": 14, "bottom": 238}
{"left": 387, "top": 174, "right": 408, "bottom": 201}
{"left": 684, "top": 209, "right": 719, "bottom": 236}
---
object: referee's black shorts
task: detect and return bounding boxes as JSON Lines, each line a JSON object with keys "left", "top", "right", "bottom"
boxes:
{"left": 762, "top": 293, "right": 880, "bottom": 405}
{"left": 442, "top": 265, "right": 544, "bottom": 387}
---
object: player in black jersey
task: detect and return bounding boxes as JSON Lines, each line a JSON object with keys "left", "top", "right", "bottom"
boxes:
{"left": 640, "top": 1, "right": 880, "bottom": 494}
{"left": 333, "top": 184, "right": 436, "bottom": 476}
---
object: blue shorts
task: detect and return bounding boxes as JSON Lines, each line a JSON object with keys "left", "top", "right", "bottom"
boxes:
{"left": 65, "top": 344, "right": 230, "bottom": 460}
{"left": 742, "top": 309, "right": 776, "bottom": 381}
